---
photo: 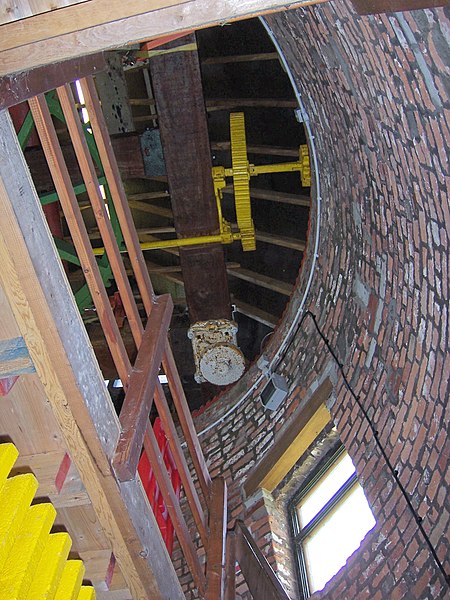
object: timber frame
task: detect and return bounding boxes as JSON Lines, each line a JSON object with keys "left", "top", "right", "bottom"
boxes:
{"left": 0, "top": 2, "right": 321, "bottom": 598}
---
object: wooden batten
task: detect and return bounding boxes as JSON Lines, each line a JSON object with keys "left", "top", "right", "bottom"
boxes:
{"left": 205, "top": 478, "right": 228, "bottom": 600}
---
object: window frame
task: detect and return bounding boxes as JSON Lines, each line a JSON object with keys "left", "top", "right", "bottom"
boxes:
{"left": 288, "top": 445, "right": 362, "bottom": 598}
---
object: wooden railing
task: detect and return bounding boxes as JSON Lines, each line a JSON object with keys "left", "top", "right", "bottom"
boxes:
{"left": 226, "top": 520, "right": 291, "bottom": 600}
{"left": 27, "top": 77, "right": 227, "bottom": 599}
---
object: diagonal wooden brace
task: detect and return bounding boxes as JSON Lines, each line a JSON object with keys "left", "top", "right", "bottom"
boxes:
{"left": 113, "top": 294, "right": 173, "bottom": 482}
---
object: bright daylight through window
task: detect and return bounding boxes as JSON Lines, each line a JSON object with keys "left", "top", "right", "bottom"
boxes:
{"left": 290, "top": 447, "right": 376, "bottom": 596}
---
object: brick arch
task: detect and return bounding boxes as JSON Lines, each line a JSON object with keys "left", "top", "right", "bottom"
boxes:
{"left": 193, "top": 2, "right": 449, "bottom": 598}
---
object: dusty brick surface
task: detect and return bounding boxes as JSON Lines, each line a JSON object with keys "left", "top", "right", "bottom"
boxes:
{"left": 177, "top": 2, "right": 450, "bottom": 598}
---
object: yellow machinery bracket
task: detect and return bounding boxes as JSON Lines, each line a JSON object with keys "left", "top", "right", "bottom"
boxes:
{"left": 93, "top": 112, "right": 311, "bottom": 255}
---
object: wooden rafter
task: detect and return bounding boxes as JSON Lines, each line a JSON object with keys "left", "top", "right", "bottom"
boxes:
{"left": 227, "top": 267, "right": 294, "bottom": 296}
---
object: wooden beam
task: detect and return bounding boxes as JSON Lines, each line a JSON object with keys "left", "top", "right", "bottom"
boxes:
{"left": 150, "top": 34, "right": 232, "bottom": 322}
{"left": 256, "top": 230, "right": 306, "bottom": 252}
{"left": 0, "top": 0, "right": 327, "bottom": 76}
{"left": 203, "top": 52, "right": 279, "bottom": 65}
{"left": 211, "top": 142, "right": 299, "bottom": 158}
{"left": 57, "top": 82, "right": 144, "bottom": 348}
{"left": 206, "top": 98, "right": 297, "bottom": 112}
{"left": 0, "top": 336, "right": 35, "bottom": 377}
{"left": 206, "top": 478, "right": 227, "bottom": 600}
{"left": 244, "top": 379, "right": 333, "bottom": 496}
{"left": 162, "top": 343, "right": 212, "bottom": 502}
{"left": 143, "top": 422, "right": 207, "bottom": 595}
{"left": 231, "top": 298, "right": 277, "bottom": 329}
{"left": 227, "top": 267, "right": 294, "bottom": 297}
{"left": 0, "top": 0, "right": 188, "bottom": 53}
{"left": 129, "top": 199, "right": 173, "bottom": 219}
{"left": 113, "top": 294, "right": 173, "bottom": 481}
{"left": 153, "top": 383, "right": 208, "bottom": 546}
{"left": 28, "top": 93, "right": 132, "bottom": 386}
{"left": 234, "top": 520, "right": 290, "bottom": 600}
{"left": 224, "top": 186, "right": 310, "bottom": 207}
{"left": 0, "top": 54, "right": 106, "bottom": 110}
{"left": 0, "top": 109, "right": 183, "bottom": 599}
{"left": 224, "top": 530, "right": 236, "bottom": 600}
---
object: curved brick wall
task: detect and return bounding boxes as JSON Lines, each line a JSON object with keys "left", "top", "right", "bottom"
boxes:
{"left": 189, "top": 3, "right": 449, "bottom": 599}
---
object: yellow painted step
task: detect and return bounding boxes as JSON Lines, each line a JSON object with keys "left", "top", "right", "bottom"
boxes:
{"left": 77, "top": 587, "right": 96, "bottom": 600}
{"left": 26, "top": 532, "right": 72, "bottom": 600}
{"left": 0, "top": 472, "right": 39, "bottom": 572}
{"left": 54, "top": 560, "right": 85, "bottom": 600}
{"left": 0, "top": 443, "right": 18, "bottom": 490}
{"left": 0, "top": 503, "right": 56, "bottom": 599}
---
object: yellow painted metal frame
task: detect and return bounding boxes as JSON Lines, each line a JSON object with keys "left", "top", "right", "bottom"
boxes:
{"left": 92, "top": 112, "right": 311, "bottom": 255}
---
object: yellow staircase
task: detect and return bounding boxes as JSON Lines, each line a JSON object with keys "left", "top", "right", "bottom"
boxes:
{"left": 0, "top": 443, "right": 96, "bottom": 600}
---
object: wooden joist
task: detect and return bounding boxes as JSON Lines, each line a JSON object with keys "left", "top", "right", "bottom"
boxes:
{"left": 256, "top": 230, "right": 306, "bottom": 252}
{"left": 0, "top": 54, "right": 106, "bottom": 110}
{"left": 202, "top": 52, "right": 279, "bottom": 65}
{"left": 206, "top": 98, "right": 297, "bottom": 112}
{"left": 231, "top": 298, "right": 278, "bottom": 329}
{"left": 224, "top": 185, "right": 310, "bottom": 207}
{"left": 113, "top": 294, "right": 173, "bottom": 482}
{"left": 211, "top": 141, "right": 299, "bottom": 158}
{"left": 228, "top": 267, "right": 294, "bottom": 296}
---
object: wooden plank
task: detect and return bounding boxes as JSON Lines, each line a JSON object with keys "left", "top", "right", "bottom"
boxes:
{"left": 234, "top": 520, "right": 290, "bottom": 600}
{"left": 203, "top": 52, "right": 279, "bottom": 65}
{"left": 227, "top": 267, "right": 294, "bottom": 297}
{"left": 256, "top": 230, "right": 306, "bottom": 252}
{"left": 224, "top": 530, "right": 236, "bottom": 600}
{"left": 162, "top": 343, "right": 212, "bottom": 502}
{"left": 211, "top": 142, "right": 299, "bottom": 158}
{"left": 57, "top": 82, "right": 144, "bottom": 349}
{"left": 0, "top": 0, "right": 189, "bottom": 52}
{"left": 0, "top": 109, "right": 183, "bottom": 600}
{"left": 153, "top": 382, "right": 208, "bottom": 546}
{"left": 206, "top": 98, "right": 297, "bottom": 112}
{"left": 143, "top": 422, "right": 207, "bottom": 596}
{"left": 28, "top": 94, "right": 132, "bottom": 386}
{"left": 0, "top": 336, "right": 34, "bottom": 377}
{"left": 244, "top": 379, "right": 333, "bottom": 496}
{"left": 224, "top": 185, "right": 310, "bottom": 207}
{"left": 113, "top": 294, "right": 173, "bottom": 481}
{"left": 0, "top": 0, "right": 325, "bottom": 76}
{"left": 231, "top": 298, "right": 277, "bottom": 329}
{"left": 0, "top": 54, "right": 106, "bottom": 110}
{"left": 129, "top": 200, "right": 173, "bottom": 219}
{"left": 205, "top": 477, "right": 227, "bottom": 600}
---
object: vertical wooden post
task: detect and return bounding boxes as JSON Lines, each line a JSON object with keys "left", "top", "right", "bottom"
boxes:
{"left": 224, "top": 530, "right": 236, "bottom": 600}
{"left": 206, "top": 477, "right": 227, "bottom": 600}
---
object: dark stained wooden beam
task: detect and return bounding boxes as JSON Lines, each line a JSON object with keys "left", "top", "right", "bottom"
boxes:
{"left": 150, "top": 34, "right": 232, "bottom": 322}
{"left": 0, "top": 54, "right": 106, "bottom": 110}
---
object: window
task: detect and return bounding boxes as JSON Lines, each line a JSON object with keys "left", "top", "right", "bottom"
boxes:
{"left": 289, "top": 446, "right": 376, "bottom": 597}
